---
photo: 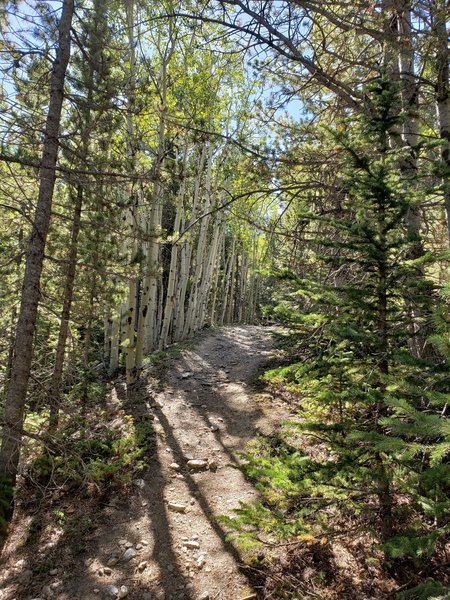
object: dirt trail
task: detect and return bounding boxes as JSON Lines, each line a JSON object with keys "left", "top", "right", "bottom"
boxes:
{"left": 1, "top": 325, "right": 288, "bottom": 600}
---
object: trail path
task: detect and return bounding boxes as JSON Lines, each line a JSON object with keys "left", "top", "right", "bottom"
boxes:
{"left": 1, "top": 326, "right": 289, "bottom": 600}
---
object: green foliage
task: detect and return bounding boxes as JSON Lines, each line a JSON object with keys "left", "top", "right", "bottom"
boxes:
{"left": 221, "top": 78, "right": 450, "bottom": 584}
{"left": 28, "top": 416, "right": 147, "bottom": 492}
{"left": 382, "top": 529, "right": 446, "bottom": 561}
{"left": 397, "top": 580, "right": 450, "bottom": 600}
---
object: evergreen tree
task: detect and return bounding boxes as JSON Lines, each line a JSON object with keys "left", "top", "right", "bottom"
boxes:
{"left": 226, "top": 78, "right": 450, "bottom": 577}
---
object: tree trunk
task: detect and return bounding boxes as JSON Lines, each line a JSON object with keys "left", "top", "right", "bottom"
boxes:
{"left": 4, "top": 228, "right": 23, "bottom": 397}
{"left": 174, "top": 146, "right": 206, "bottom": 340}
{"left": 0, "top": 0, "right": 74, "bottom": 519}
{"left": 159, "top": 144, "right": 188, "bottom": 349}
{"left": 47, "top": 185, "right": 83, "bottom": 432}
{"left": 434, "top": 1, "right": 450, "bottom": 245}
{"left": 124, "top": 0, "right": 138, "bottom": 384}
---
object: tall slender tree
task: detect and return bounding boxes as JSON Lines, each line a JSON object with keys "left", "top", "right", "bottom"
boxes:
{"left": 0, "top": 0, "right": 74, "bottom": 520}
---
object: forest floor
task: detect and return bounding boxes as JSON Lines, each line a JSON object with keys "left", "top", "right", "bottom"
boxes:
{"left": 0, "top": 325, "right": 297, "bottom": 600}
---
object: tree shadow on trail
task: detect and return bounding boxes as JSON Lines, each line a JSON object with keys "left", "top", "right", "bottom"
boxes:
{"left": 0, "top": 326, "right": 274, "bottom": 600}
{"left": 118, "top": 326, "right": 277, "bottom": 598}
{"left": 119, "top": 380, "right": 194, "bottom": 600}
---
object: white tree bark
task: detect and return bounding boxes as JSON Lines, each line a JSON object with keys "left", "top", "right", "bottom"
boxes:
{"left": 159, "top": 142, "right": 189, "bottom": 349}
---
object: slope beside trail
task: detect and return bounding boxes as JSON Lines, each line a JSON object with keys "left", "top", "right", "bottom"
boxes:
{"left": 0, "top": 325, "right": 290, "bottom": 600}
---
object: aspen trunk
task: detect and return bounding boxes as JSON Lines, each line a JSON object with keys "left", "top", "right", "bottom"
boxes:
{"left": 209, "top": 231, "right": 225, "bottom": 326}
{"left": 173, "top": 237, "right": 191, "bottom": 340}
{"left": 137, "top": 48, "right": 172, "bottom": 361}
{"left": 397, "top": 2, "right": 422, "bottom": 257}
{"left": 227, "top": 250, "right": 237, "bottom": 325}
{"left": 174, "top": 146, "right": 207, "bottom": 340}
{"left": 221, "top": 239, "right": 236, "bottom": 326}
{"left": 159, "top": 144, "right": 188, "bottom": 349}
{"left": 0, "top": 0, "right": 74, "bottom": 514}
{"left": 183, "top": 145, "right": 212, "bottom": 338}
{"left": 238, "top": 252, "right": 248, "bottom": 323}
{"left": 196, "top": 211, "right": 223, "bottom": 330}
{"left": 109, "top": 312, "right": 121, "bottom": 374}
{"left": 145, "top": 201, "right": 162, "bottom": 353}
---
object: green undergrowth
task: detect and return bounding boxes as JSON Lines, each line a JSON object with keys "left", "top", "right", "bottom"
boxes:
{"left": 25, "top": 390, "right": 151, "bottom": 499}
{"left": 220, "top": 80, "right": 450, "bottom": 599}
{"left": 141, "top": 345, "right": 182, "bottom": 368}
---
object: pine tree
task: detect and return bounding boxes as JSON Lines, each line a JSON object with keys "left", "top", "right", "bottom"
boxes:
{"left": 227, "top": 78, "right": 450, "bottom": 573}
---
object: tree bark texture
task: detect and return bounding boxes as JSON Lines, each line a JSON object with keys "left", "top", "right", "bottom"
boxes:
{"left": 0, "top": 0, "right": 74, "bottom": 509}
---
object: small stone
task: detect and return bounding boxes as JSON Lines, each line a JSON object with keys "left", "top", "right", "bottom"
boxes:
{"left": 119, "top": 539, "right": 129, "bottom": 546}
{"left": 137, "top": 560, "right": 148, "bottom": 572}
{"left": 121, "top": 548, "right": 137, "bottom": 562}
{"left": 105, "top": 584, "right": 119, "bottom": 597}
{"left": 210, "top": 425, "right": 219, "bottom": 432}
{"left": 141, "top": 540, "right": 149, "bottom": 546}
{"left": 17, "top": 569, "right": 33, "bottom": 584}
{"left": 180, "top": 372, "right": 193, "bottom": 379}
{"left": 42, "top": 585, "right": 54, "bottom": 598}
{"left": 184, "top": 540, "right": 200, "bottom": 549}
{"left": 187, "top": 459, "right": 207, "bottom": 470}
{"left": 168, "top": 502, "right": 187, "bottom": 513}
{"left": 49, "top": 569, "right": 58, "bottom": 576}
{"left": 118, "top": 585, "right": 129, "bottom": 599}
{"left": 133, "top": 478, "right": 146, "bottom": 489}
{"left": 107, "top": 556, "right": 119, "bottom": 567}
{"left": 136, "top": 543, "right": 143, "bottom": 550}
{"left": 197, "top": 594, "right": 210, "bottom": 600}
{"left": 217, "top": 418, "right": 224, "bottom": 422}
{"left": 50, "top": 581, "right": 62, "bottom": 590}
{"left": 201, "top": 404, "right": 207, "bottom": 408}
{"left": 125, "top": 541, "right": 133, "bottom": 548}
{"left": 103, "top": 567, "right": 112, "bottom": 575}
{"left": 94, "top": 590, "right": 100, "bottom": 595}
{"left": 169, "top": 463, "right": 180, "bottom": 471}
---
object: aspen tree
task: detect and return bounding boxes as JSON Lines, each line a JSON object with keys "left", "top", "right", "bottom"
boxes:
{"left": 221, "top": 237, "right": 236, "bottom": 325}
{"left": 159, "top": 141, "right": 189, "bottom": 349}
{"left": 137, "top": 29, "right": 176, "bottom": 361}
{"left": 174, "top": 145, "right": 207, "bottom": 340}
{"left": 196, "top": 208, "right": 225, "bottom": 331}
{"left": 183, "top": 144, "right": 214, "bottom": 337}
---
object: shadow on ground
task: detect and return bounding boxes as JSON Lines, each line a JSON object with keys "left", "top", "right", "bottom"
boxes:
{"left": 0, "top": 326, "right": 277, "bottom": 600}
